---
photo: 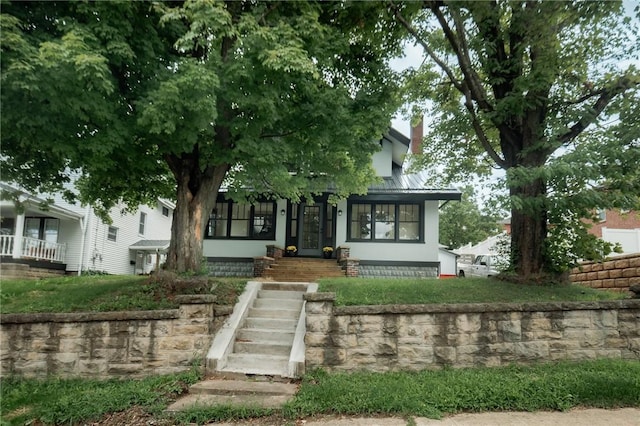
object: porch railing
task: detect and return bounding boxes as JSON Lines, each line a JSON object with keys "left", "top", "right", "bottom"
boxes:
{"left": 0, "top": 235, "right": 67, "bottom": 263}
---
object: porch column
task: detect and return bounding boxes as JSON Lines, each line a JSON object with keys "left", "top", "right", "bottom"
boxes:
{"left": 12, "top": 213, "right": 25, "bottom": 259}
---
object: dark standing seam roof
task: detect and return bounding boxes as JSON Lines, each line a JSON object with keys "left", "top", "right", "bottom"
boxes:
{"left": 356, "top": 168, "right": 461, "bottom": 201}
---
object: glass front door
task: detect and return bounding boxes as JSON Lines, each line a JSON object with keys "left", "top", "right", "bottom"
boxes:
{"left": 298, "top": 203, "right": 323, "bottom": 256}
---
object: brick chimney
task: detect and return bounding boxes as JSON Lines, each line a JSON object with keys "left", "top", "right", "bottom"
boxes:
{"left": 410, "top": 117, "right": 424, "bottom": 155}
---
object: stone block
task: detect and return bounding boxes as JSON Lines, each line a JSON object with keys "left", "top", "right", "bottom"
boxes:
{"left": 609, "top": 269, "right": 623, "bottom": 279}
{"left": 587, "top": 272, "right": 599, "bottom": 280}
{"left": 455, "top": 314, "right": 482, "bottom": 333}
{"left": 433, "top": 346, "right": 456, "bottom": 364}
{"left": 623, "top": 268, "right": 639, "bottom": 278}
{"left": 591, "top": 263, "right": 604, "bottom": 272}
{"left": 615, "top": 278, "right": 630, "bottom": 287}
{"left": 158, "top": 337, "right": 194, "bottom": 351}
{"left": 602, "top": 279, "right": 616, "bottom": 288}
{"left": 597, "top": 271, "right": 610, "bottom": 279}
{"left": 630, "top": 257, "right": 640, "bottom": 268}
{"left": 581, "top": 264, "right": 593, "bottom": 273}
{"left": 306, "top": 315, "right": 332, "bottom": 333}
{"left": 604, "top": 261, "right": 618, "bottom": 270}
{"left": 497, "top": 320, "right": 522, "bottom": 342}
{"left": 615, "top": 259, "right": 630, "bottom": 268}
{"left": 514, "top": 341, "right": 549, "bottom": 360}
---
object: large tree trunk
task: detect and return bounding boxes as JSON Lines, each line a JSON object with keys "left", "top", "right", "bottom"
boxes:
{"left": 508, "top": 176, "right": 549, "bottom": 281}
{"left": 165, "top": 156, "right": 229, "bottom": 274}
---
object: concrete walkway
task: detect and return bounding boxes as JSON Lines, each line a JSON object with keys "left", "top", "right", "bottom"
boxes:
{"left": 217, "top": 407, "right": 640, "bottom": 425}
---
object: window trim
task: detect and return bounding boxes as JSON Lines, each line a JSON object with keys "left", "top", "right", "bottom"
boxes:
{"left": 139, "top": 212, "right": 147, "bottom": 235}
{"left": 107, "top": 226, "right": 118, "bottom": 242}
{"left": 205, "top": 200, "right": 277, "bottom": 240}
{"left": 346, "top": 201, "right": 424, "bottom": 243}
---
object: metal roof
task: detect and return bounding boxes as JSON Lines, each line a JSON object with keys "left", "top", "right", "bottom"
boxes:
{"left": 129, "top": 240, "right": 170, "bottom": 251}
{"left": 353, "top": 168, "right": 462, "bottom": 201}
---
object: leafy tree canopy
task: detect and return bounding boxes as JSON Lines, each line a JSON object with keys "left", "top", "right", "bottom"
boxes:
{"left": 439, "top": 186, "right": 503, "bottom": 250}
{"left": 1, "top": 1, "right": 406, "bottom": 272}
{"left": 393, "top": 0, "right": 639, "bottom": 280}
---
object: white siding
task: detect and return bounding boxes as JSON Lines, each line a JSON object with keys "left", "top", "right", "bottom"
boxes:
{"left": 371, "top": 140, "right": 393, "bottom": 177}
{"left": 602, "top": 227, "right": 640, "bottom": 255}
{"left": 77, "top": 202, "right": 172, "bottom": 275}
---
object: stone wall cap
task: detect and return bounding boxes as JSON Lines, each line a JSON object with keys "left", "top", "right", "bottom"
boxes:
{"left": 215, "top": 305, "right": 234, "bottom": 315}
{"left": 174, "top": 294, "right": 217, "bottom": 304}
{"left": 332, "top": 299, "right": 640, "bottom": 315}
{"left": 304, "top": 292, "right": 336, "bottom": 302}
{"left": 0, "top": 309, "right": 179, "bottom": 324}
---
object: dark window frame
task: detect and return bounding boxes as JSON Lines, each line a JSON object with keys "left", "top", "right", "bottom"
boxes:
{"left": 107, "top": 226, "right": 118, "bottom": 242}
{"left": 205, "top": 200, "right": 277, "bottom": 240}
{"left": 346, "top": 201, "right": 424, "bottom": 243}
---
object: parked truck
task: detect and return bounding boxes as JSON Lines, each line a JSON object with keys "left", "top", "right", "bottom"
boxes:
{"left": 458, "top": 254, "right": 502, "bottom": 278}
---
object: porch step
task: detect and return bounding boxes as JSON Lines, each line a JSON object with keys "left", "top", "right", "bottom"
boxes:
{"left": 165, "top": 378, "right": 298, "bottom": 411}
{"left": 263, "top": 258, "right": 345, "bottom": 282}
{"left": 223, "top": 353, "right": 290, "bottom": 376}
{"left": 216, "top": 282, "right": 308, "bottom": 377}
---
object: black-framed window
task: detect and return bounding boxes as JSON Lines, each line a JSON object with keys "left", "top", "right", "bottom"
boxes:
{"left": 206, "top": 201, "right": 275, "bottom": 239}
{"left": 348, "top": 202, "right": 422, "bottom": 242}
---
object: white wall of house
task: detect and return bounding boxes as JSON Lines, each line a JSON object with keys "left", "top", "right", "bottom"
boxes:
{"left": 371, "top": 140, "right": 393, "bottom": 177}
{"left": 602, "top": 227, "right": 640, "bottom": 255}
{"left": 334, "top": 200, "right": 440, "bottom": 262}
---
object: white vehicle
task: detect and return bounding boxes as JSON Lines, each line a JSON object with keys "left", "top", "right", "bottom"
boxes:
{"left": 458, "top": 254, "right": 502, "bottom": 278}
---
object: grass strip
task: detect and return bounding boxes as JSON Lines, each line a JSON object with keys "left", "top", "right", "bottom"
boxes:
{"left": 0, "top": 275, "right": 247, "bottom": 314}
{"left": 0, "top": 368, "right": 202, "bottom": 425}
{"left": 284, "top": 359, "right": 640, "bottom": 419}
{"left": 2, "top": 360, "right": 638, "bottom": 425}
{"left": 317, "top": 277, "right": 626, "bottom": 306}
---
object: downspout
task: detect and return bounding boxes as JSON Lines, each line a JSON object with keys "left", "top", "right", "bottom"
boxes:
{"left": 77, "top": 205, "right": 92, "bottom": 276}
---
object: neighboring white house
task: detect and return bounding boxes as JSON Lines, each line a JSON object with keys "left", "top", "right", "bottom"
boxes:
{"left": 0, "top": 182, "right": 174, "bottom": 276}
{"left": 202, "top": 128, "right": 462, "bottom": 278}
{"left": 454, "top": 232, "right": 507, "bottom": 259}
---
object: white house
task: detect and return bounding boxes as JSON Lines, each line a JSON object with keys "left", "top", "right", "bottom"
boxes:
{"left": 0, "top": 182, "right": 174, "bottom": 276}
{"left": 203, "top": 128, "right": 461, "bottom": 278}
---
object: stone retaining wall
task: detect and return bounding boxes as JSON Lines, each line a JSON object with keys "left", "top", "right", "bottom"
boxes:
{"left": 0, "top": 295, "right": 232, "bottom": 378}
{"left": 304, "top": 293, "right": 640, "bottom": 372}
{"left": 570, "top": 253, "right": 640, "bottom": 292}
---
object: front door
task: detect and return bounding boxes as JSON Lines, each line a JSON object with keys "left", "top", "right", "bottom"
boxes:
{"left": 298, "top": 203, "right": 323, "bottom": 256}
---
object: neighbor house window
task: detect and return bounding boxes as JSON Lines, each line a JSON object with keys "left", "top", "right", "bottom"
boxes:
{"left": 597, "top": 209, "right": 606, "bottom": 222}
{"left": 107, "top": 226, "right": 118, "bottom": 242}
{"left": 206, "top": 201, "right": 275, "bottom": 239}
{"left": 348, "top": 202, "right": 422, "bottom": 242}
{"left": 162, "top": 206, "right": 170, "bottom": 217}
{"left": 139, "top": 212, "right": 146, "bottom": 235}
{"left": 24, "top": 218, "right": 59, "bottom": 242}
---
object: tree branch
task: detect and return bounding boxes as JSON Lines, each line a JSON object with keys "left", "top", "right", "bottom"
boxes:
{"left": 389, "top": 2, "right": 465, "bottom": 94}
{"left": 557, "top": 74, "right": 638, "bottom": 146}
{"left": 390, "top": 1, "right": 506, "bottom": 169}
{"left": 429, "top": 2, "right": 493, "bottom": 112}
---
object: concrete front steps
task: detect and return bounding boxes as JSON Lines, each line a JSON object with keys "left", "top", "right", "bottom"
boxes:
{"left": 207, "top": 281, "right": 317, "bottom": 378}
{"left": 166, "top": 377, "right": 298, "bottom": 411}
{"left": 264, "top": 257, "right": 345, "bottom": 282}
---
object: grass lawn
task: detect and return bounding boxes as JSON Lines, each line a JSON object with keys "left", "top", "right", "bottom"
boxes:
{"left": 0, "top": 274, "right": 248, "bottom": 314}
{"left": 317, "top": 277, "right": 627, "bottom": 306}
{"left": 3, "top": 359, "right": 638, "bottom": 425}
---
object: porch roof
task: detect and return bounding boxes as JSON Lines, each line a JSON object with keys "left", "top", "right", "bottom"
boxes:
{"left": 129, "top": 240, "right": 170, "bottom": 251}
{"left": 0, "top": 182, "right": 84, "bottom": 221}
